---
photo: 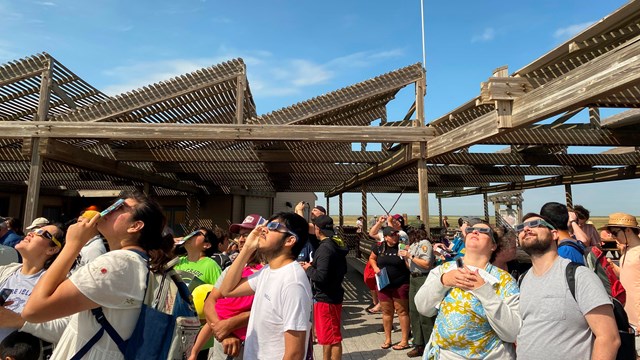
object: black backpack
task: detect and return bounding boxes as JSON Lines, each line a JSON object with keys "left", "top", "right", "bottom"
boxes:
{"left": 520, "top": 263, "right": 635, "bottom": 360}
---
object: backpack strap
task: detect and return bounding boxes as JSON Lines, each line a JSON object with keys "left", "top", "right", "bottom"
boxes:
{"left": 70, "top": 308, "right": 127, "bottom": 359}
{"left": 565, "top": 262, "right": 580, "bottom": 301}
{"left": 71, "top": 250, "right": 151, "bottom": 359}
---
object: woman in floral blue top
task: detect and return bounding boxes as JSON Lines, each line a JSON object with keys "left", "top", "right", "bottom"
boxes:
{"left": 415, "top": 222, "right": 521, "bottom": 359}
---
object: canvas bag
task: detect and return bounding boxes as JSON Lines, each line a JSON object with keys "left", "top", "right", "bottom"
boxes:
{"left": 72, "top": 252, "right": 200, "bottom": 360}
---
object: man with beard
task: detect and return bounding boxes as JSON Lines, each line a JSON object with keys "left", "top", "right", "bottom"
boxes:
{"left": 516, "top": 212, "right": 619, "bottom": 360}
{"left": 219, "top": 212, "right": 313, "bottom": 360}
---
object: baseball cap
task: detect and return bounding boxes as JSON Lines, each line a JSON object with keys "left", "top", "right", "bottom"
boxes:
{"left": 313, "top": 205, "right": 327, "bottom": 214}
{"left": 229, "top": 214, "right": 264, "bottom": 233}
{"left": 312, "top": 215, "right": 335, "bottom": 237}
{"left": 382, "top": 226, "right": 399, "bottom": 237}
{"left": 26, "top": 217, "right": 49, "bottom": 230}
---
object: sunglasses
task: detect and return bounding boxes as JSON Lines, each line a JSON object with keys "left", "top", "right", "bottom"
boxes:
{"left": 465, "top": 226, "right": 493, "bottom": 235}
{"left": 266, "top": 221, "right": 299, "bottom": 242}
{"left": 30, "top": 228, "right": 61, "bottom": 248}
{"left": 609, "top": 228, "right": 623, "bottom": 236}
{"left": 515, "top": 219, "right": 556, "bottom": 233}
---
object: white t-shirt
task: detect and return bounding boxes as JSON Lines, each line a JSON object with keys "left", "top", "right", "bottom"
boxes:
{"left": 244, "top": 261, "right": 312, "bottom": 360}
{"left": 76, "top": 235, "right": 107, "bottom": 269}
{"left": 0, "top": 267, "right": 45, "bottom": 341}
{"left": 51, "top": 250, "right": 148, "bottom": 360}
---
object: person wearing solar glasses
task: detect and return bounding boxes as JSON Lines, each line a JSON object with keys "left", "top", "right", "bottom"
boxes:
{"left": 22, "top": 192, "right": 176, "bottom": 360}
{"left": 219, "top": 212, "right": 312, "bottom": 360}
{"left": 0, "top": 224, "right": 65, "bottom": 343}
{"left": 515, "top": 212, "right": 620, "bottom": 360}
{"left": 415, "top": 220, "right": 521, "bottom": 359}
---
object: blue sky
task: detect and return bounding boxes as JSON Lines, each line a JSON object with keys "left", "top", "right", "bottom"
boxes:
{"left": 1, "top": 0, "right": 636, "bottom": 216}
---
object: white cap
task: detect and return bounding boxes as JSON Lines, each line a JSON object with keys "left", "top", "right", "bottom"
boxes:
{"left": 26, "top": 217, "right": 49, "bottom": 230}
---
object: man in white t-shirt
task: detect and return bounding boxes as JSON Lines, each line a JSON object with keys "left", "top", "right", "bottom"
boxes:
{"left": 220, "top": 212, "right": 312, "bottom": 360}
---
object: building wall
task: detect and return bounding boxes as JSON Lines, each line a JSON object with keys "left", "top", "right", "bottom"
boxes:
{"left": 273, "top": 192, "right": 318, "bottom": 218}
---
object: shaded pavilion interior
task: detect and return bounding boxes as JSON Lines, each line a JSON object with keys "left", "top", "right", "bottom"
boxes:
{"left": 1, "top": 1, "right": 640, "bottom": 232}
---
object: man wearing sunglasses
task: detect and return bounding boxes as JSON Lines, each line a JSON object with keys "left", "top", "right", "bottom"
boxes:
{"left": 219, "top": 212, "right": 312, "bottom": 360}
{"left": 516, "top": 212, "right": 619, "bottom": 360}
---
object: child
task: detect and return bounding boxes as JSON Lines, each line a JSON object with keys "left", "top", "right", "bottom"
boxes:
{"left": 0, "top": 331, "right": 40, "bottom": 360}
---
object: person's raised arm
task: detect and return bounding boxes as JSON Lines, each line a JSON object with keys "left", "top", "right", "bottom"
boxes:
{"left": 568, "top": 212, "right": 590, "bottom": 247}
{"left": 219, "top": 226, "right": 262, "bottom": 298}
{"left": 22, "top": 216, "right": 101, "bottom": 323}
{"left": 584, "top": 304, "right": 620, "bottom": 360}
{"left": 368, "top": 216, "right": 386, "bottom": 239}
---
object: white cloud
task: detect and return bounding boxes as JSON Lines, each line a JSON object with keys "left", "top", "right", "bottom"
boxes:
{"left": 99, "top": 47, "right": 404, "bottom": 98}
{"left": 553, "top": 21, "right": 593, "bottom": 40}
{"left": 471, "top": 28, "right": 495, "bottom": 43}
{"left": 35, "top": 1, "right": 57, "bottom": 6}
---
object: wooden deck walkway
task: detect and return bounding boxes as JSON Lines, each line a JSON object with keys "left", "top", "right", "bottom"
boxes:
{"left": 311, "top": 258, "right": 416, "bottom": 359}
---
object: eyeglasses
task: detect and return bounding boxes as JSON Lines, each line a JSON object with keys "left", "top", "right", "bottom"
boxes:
{"left": 609, "top": 228, "right": 623, "bottom": 236}
{"left": 30, "top": 228, "right": 61, "bottom": 248}
{"left": 266, "top": 221, "right": 299, "bottom": 242}
{"left": 465, "top": 226, "right": 493, "bottom": 235}
{"left": 515, "top": 219, "right": 556, "bottom": 233}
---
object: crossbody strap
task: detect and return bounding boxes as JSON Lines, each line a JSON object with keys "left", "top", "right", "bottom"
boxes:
{"left": 71, "top": 249, "right": 151, "bottom": 359}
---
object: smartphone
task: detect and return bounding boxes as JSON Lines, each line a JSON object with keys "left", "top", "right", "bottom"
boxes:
{"left": 100, "top": 199, "right": 125, "bottom": 217}
{"left": 455, "top": 258, "right": 464, "bottom": 269}
{"left": 0, "top": 288, "right": 12, "bottom": 306}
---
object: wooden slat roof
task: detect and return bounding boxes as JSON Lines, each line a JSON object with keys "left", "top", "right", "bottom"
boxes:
{"left": 1, "top": 2, "right": 640, "bottom": 200}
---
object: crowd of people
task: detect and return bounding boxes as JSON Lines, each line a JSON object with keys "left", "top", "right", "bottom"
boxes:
{"left": 0, "top": 195, "right": 636, "bottom": 360}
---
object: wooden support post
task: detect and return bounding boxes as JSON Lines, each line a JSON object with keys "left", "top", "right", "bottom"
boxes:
{"left": 235, "top": 74, "right": 246, "bottom": 125}
{"left": 184, "top": 196, "right": 192, "bottom": 234}
{"left": 24, "top": 61, "right": 52, "bottom": 223}
{"left": 326, "top": 197, "right": 330, "bottom": 216}
{"left": 418, "top": 159, "right": 429, "bottom": 233}
{"left": 565, "top": 184, "right": 573, "bottom": 209}
{"left": 339, "top": 193, "right": 344, "bottom": 227}
{"left": 588, "top": 106, "right": 600, "bottom": 127}
{"left": 381, "top": 109, "right": 389, "bottom": 151}
{"left": 494, "top": 203, "right": 501, "bottom": 227}
{"left": 484, "top": 193, "right": 490, "bottom": 223}
{"left": 23, "top": 137, "right": 42, "bottom": 224}
{"left": 438, "top": 197, "right": 443, "bottom": 227}
{"left": 143, "top": 182, "right": 151, "bottom": 195}
{"left": 361, "top": 186, "right": 368, "bottom": 234}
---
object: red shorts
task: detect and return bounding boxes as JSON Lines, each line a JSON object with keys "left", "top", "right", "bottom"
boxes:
{"left": 314, "top": 302, "right": 342, "bottom": 345}
{"left": 377, "top": 283, "right": 410, "bottom": 302}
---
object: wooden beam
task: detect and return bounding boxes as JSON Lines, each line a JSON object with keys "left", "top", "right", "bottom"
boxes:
{"left": 115, "top": 148, "right": 388, "bottom": 163}
{"left": 235, "top": 74, "right": 245, "bottom": 124}
{"left": 0, "top": 122, "right": 435, "bottom": 143}
{"left": 39, "top": 139, "right": 202, "bottom": 194}
{"left": 428, "top": 34, "right": 640, "bottom": 159}
{"left": 0, "top": 54, "right": 48, "bottom": 87}
{"left": 483, "top": 125, "right": 640, "bottom": 146}
{"left": 50, "top": 81, "right": 77, "bottom": 110}
{"left": 436, "top": 166, "right": 640, "bottom": 198}
{"left": 325, "top": 145, "right": 413, "bottom": 197}
{"left": 430, "top": 151, "right": 640, "bottom": 167}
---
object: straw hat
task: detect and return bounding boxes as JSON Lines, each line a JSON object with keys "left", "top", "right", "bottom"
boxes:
{"left": 598, "top": 212, "right": 640, "bottom": 230}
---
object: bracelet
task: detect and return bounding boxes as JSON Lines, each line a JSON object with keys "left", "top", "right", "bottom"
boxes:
{"left": 440, "top": 273, "right": 446, "bottom": 285}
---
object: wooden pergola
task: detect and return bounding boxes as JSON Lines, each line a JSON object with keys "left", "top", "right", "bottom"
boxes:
{"left": 1, "top": 1, "right": 640, "bottom": 231}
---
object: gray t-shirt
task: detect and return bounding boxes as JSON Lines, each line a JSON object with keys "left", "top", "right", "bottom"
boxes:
{"left": 517, "top": 257, "right": 611, "bottom": 360}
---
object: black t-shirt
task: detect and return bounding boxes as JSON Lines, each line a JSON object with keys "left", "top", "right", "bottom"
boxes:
{"left": 373, "top": 243, "right": 410, "bottom": 288}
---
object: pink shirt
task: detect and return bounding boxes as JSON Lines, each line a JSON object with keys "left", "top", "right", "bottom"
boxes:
{"left": 215, "top": 264, "right": 263, "bottom": 340}
{"left": 621, "top": 246, "right": 640, "bottom": 327}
